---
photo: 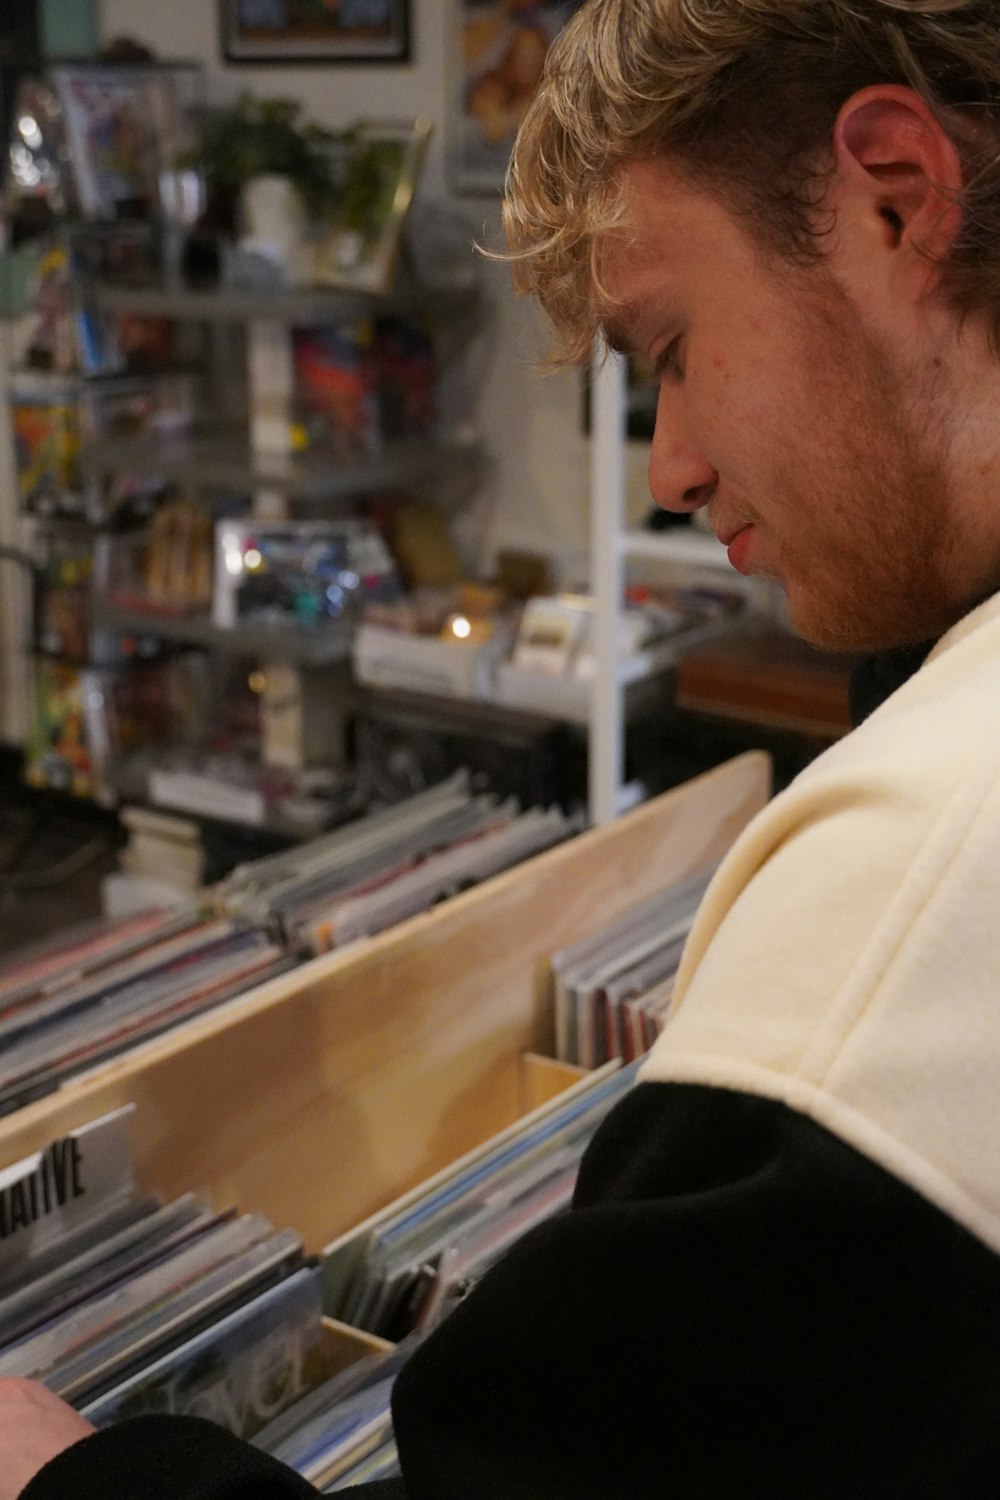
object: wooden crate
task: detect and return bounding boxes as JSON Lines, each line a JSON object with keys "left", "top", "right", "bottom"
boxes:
{"left": 319, "top": 1317, "right": 394, "bottom": 1376}
{"left": 0, "top": 754, "right": 769, "bottom": 1253}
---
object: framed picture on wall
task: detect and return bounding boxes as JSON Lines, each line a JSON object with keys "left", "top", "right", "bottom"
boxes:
{"left": 450, "top": 0, "right": 583, "bottom": 194}
{"left": 51, "top": 65, "right": 201, "bottom": 222}
{"left": 311, "top": 119, "right": 432, "bottom": 292}
{"left": 221, "top": 0, "right": 411, "bottom": 65}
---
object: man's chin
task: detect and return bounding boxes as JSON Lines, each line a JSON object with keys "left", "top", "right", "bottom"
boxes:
{"left": 787, "top": 593, "right": 948, "bottom": 655}
{"left": 787, "top": 616, "right": 865, "bottom": 653}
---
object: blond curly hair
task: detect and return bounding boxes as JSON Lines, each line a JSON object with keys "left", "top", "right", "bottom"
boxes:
{"left": 503, "top": 0, "right": 1000, "bottom": 365}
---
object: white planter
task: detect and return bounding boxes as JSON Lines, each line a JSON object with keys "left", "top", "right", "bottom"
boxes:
{"left": 240, "top": 174, "right": 309, "bottom": 284}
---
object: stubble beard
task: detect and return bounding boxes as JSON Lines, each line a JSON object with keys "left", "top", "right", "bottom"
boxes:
{"left": 772, "top": 278, "right": 963, "bottom": 654}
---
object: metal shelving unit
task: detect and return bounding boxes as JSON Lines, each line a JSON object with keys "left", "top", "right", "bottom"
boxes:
{"left": 9, "top": 267, "right": 487, "bottom": 827}
{"left": 93, "top": 606, "right": 353, "bottom": 667}
{"left": 86, "top": 280, "right": 479, "bottom": 326}
{"left": 81, "top": 429, "right": 482, "bottom": 502}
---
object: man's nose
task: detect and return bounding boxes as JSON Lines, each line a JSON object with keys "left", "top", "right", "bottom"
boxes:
{"left": 648, "top": 384, "right": 717, "bottom": 514}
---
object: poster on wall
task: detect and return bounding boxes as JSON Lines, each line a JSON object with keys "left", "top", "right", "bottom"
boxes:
{"left": 221, "top": 0, "right": 410, "bottom": 64}
{"left": 451, "top": 0, "right": 583, "bottom": 194}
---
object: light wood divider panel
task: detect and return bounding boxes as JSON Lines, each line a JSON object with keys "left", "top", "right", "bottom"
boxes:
{"left": 0, "top": 753, "right": 770, "bottom": 1250}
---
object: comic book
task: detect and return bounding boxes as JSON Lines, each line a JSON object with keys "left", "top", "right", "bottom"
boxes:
{"left": 293, "top": 323, "right": 381, "bottom": 459}
{"left": 11, "top": 382, "right": 83, "bottom": 515}
{"left": 24, "top": 659, "right": 100, "bottom": 799}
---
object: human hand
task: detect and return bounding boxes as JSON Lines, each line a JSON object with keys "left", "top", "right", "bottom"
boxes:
{"left": 0, "top": 1378, "right": 94, "bottom": 1499}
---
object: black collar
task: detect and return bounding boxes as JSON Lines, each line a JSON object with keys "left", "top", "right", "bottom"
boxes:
{"left": 848, "top": 639, "right": 937, "bottom": 727}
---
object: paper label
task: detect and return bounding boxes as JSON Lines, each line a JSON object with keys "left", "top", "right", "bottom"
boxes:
{"left": 0, "top": 1105, "right": 135, "bottom": 1272}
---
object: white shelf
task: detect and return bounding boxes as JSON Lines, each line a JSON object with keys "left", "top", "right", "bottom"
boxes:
{"left": 622, "top": 527, "right": 732, "bottom": 571}
{"left": 494, "top": 626, "right": 720, "bottom": 726}
{"left": 349, "top": 631, "right": 699, "bottom": 730}
{"left": 590, "top": 349, "right": 760, "bottom": 824}
{"left": 616, "top": 620, "right": 729, "bottom": 686}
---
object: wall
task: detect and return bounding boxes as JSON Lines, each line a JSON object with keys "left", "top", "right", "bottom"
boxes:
{"left": 98, "top": 0, "right": 655, "bottom": 577}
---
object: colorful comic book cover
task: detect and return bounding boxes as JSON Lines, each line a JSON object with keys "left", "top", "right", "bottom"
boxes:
{"left": 25, "top": 660, "right": 97, "bottom": 799}
{"left": 12, "top": 386, "right": 82, "bottom": 513}
{"left": 293, "top": 323, "right": 381, "bottom": 458}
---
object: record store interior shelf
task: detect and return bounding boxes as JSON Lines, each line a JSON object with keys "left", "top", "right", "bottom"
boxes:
{"left": 0, "top": 755, "right": 768, "bottom": 1261}
{"left": 589, "top": 349, "right": 772, "bottom": 824}
{"left": 81, "top": 430, "right": 482, "bottom": 503}
{"left": 621, "top": 526, "right": 739, "bottom": 573}
{"left": 491, "top": 620, "right": 724, "bottom": 726}
{"left": 85, "top": 281, "right": 480, "bottom": 327}
{"left": 92, "top": 607, "right": 354, "bottom": 667}
{"left": 12, "top": 235, "right": 489, "bottom": 820}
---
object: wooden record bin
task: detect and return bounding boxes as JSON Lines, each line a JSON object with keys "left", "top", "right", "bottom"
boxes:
{"left": 0, "top": 754, "right": 770, "bottom": 1260}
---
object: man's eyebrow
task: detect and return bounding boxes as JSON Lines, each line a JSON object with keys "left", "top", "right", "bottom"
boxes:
{"left": 600, "top": 299, "right": 659, "bottom": 359}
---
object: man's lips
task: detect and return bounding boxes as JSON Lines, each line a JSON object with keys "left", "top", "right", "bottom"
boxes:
{"left": 720, "top": 524, "right": 755, "bottom": 574}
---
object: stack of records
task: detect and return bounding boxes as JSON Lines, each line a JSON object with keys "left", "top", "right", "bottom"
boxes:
{"left": 220, "top": 771, "right": 581, "bottom": 953}
{"left": 256, "top": 1063, "right": 644, "bottom": 1486}
{"left": 0, "top": 1109, "right": 327, "bottom": 1439}
{"left": 253, "top": 1340, "right": 414, "bottom": 1491}
{"left": 549, "top": 868, "right": 716, "bottom": 1067}
{"left": 0, "top": 905, "right": 296, "bottom": 1115}
{"left": 323, "top": 1060, "right": 640, "bottom": 1343}
{"left": 0, "top": 776, "right": 581, "bottom": 1110}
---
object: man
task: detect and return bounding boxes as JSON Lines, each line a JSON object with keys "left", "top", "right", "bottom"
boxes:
{"left": 10, "top": 1, "right": 1000, "bottom": 1493}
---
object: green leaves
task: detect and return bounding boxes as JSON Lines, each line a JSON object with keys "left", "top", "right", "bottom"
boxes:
{"left": 183, "top": 93, "right": 343, "bottom": 223}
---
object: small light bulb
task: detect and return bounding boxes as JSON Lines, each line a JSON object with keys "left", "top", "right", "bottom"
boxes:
{"left": 18, "top": 116, "right": 42, "bottom": 149}
{"left": 452, "top": 615, "right": 472, "bottom": 640}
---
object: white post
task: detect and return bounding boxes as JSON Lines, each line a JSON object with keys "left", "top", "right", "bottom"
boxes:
{"left": 589, "top": 340, "right": 627, "bottom": 825}
{"left": 247, "top": 316, "right": 300, "bottom": 766}
{"left": 247, "top": 317, "right": 294, "bottom": 521}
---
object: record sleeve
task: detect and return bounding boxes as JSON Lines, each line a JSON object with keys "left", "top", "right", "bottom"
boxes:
{"left": 317, "top": 805, "right": 575, "bottom": 950}
{"left": 0, "top": 1216, "right": 298, "bottom": 1394}
{"left": 0, "top": 1195, "right": 218, "bottom": 1349}
{"left": 550, "top": 866, "right": 713, "bottom": 1061}
{"left": 340, "top": 1062, "right": 639, "bottom": 1334}
{"left": 0, "top": 1106, "right": 136, "bottom": 1280}
{"left": 82, "top": 1264, "right": 324, "bottom": 1440}
{"left": 321, "top": 1059, "right": 625, "bottom": 1317}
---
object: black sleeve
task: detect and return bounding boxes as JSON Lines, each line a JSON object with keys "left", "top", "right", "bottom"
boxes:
{"left": 388, "top": 1081, "right": 1000, "bottom": 1499}
{"left": 19, "top": 1412, "right": 407, "bottom": 1499}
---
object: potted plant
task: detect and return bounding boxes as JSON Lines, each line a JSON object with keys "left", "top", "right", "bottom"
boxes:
{"left": 181, "top": 93, "right": 341, "bottom": 283}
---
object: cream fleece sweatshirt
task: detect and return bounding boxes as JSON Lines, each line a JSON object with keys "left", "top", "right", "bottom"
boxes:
{"left": 642, "top": 591, "right": 1000, "bottom": 1253}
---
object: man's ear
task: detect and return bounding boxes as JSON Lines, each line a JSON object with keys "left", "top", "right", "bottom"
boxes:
{"left": 834, "top": 85, "right": 963, "bottom": 294}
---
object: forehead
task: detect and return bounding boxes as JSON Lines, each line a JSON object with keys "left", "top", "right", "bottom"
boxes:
{"left": 598, "top": 158, "right": 762, "bottom": 351}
